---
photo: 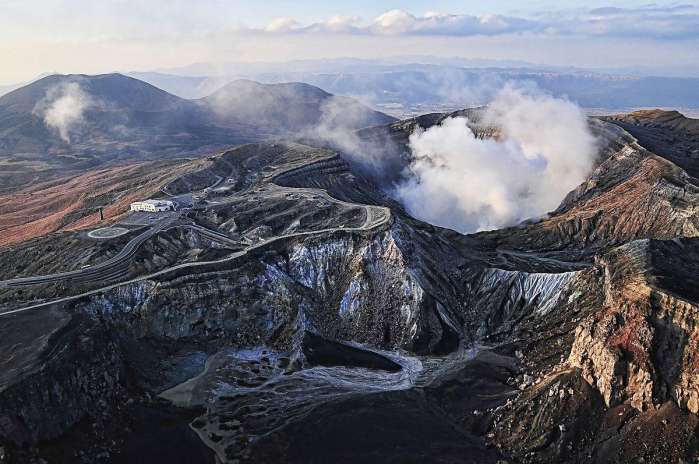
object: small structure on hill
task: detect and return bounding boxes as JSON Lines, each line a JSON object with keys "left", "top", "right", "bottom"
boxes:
{"left": 129, "top": 199, "right": 175, "bottom": 213}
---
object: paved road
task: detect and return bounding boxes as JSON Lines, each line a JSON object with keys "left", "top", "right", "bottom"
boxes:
{"left": 164, "top": 224, "right": 242, "bottom": 248}
{"left": 0, "top": 184, "right": 391, "bottom": 317}
{"left": 0, "top": 173, "right": 242, "bottom": 290}
{"left": 0, "top": 214, "right": 181, "bottom": 289}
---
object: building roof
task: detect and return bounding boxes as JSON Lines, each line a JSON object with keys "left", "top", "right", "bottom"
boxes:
{"left": 133, "top": 199, "right": 173, "bottom": 206}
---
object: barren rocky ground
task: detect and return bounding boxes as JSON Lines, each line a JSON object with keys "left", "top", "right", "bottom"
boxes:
{"left": 1, "top": 109, "right": 698, "bottom": 463}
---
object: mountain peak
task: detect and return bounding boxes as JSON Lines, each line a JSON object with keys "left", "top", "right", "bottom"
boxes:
{"left": 203, "top": 78, "right": 394, "bottom": 132}
{"left": 0, "top": 72, "right": 183, "bottom": 113}
{"left": 206, "top": 79, "right": 333, "bottom": 102}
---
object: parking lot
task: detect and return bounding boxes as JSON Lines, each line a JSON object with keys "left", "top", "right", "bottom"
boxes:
{"left": 118, "top": 210, "right": 180, "bottom": 227}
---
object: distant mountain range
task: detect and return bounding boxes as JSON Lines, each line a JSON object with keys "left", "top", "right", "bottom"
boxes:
{"left": 4, "top": 60, "right": 699, "bottom": 119}
{"left": 153, "top": 57, "right": 699, "bottom": 79}
{"left": 0, "top": 73, "right": 394, "bottom": 191}
{"left": 124, "top": 61, "right": 699, "bottom": 117}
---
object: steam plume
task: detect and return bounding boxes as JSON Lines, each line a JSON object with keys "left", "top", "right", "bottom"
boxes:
{"left": 394, "top": 84, "right": 597, "bottom": 233}
{"left": 34, "top": 82, "right": 94, "bottom": 143}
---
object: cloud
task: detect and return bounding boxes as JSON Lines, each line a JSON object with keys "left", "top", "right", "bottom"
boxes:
{"left": 563, "top": 4, "right": 699, "bottom": 39}
{"left": 259, "top": 6, "right": 699, "bottom": 40}
{"left": 265, "top": 17, "right": 300, "bottom": 33}
{"left": 587, "top": 4, "right": 696, "bottom": 16}
{"left": 371, "top": 10, "right": 418, "bottom": 35}
{"left": 3, "top": 4, "right": 698, "bottom": 84}
{"left": 306, "top": 15, "right": 362, "bottom": 34}
{"left": 369, "top": 10, "right": 540, "bottom": 36}
{"left": 33, "top": 82, "right": 95, "bottom": 143}
{"left": 393, "top": 84, "right": 598, "bottom": 233}
{"left": 265, "top": 15, "right": 363, "bottom": 34}
{"left": 263, "top": 10, "right": 541, "bottom": 37}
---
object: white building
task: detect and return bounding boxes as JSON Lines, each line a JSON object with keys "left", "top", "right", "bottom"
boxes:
{"left": 129, "top": 199, "right": 175, "bottom": 213}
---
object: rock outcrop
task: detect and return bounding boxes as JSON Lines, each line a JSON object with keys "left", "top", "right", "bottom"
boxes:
{"left": 569, "top": 238, "right": 699, "bottom": 413}
{"left": 0, "top": 309, "right": 126, "bottom": 446}
{"left": 74, "top": 226, "right": 458, "bottom": 355}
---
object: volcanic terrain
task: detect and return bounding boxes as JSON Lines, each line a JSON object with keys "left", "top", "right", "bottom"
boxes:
{"left": 0, "top": 73, "right": 394, "bottom": 192}
{"left": 1, "top": 107, "right": 699, "bottom": 464}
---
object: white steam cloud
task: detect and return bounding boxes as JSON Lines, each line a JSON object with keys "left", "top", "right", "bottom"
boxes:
{"left": 394, "top": 84, "right": 597, "bottom": 233}
{"left": 34, "top": 82, "right": 94, "bottom": 143}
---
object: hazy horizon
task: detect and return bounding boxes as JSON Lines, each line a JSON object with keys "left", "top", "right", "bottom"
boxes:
{"left": 2, "top": 0, "right": 698, "bottom": 84}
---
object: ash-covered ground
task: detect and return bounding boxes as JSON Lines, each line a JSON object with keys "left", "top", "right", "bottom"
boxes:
{"left": 2, "top": 109, "right": 699, "bottom": 463}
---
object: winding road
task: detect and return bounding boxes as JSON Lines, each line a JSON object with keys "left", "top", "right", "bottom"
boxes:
{"left": 0, "top": 214, "right": 182, "bottom": 289}
{"left": 0, "top": 182, "right": 391, "bottom": 316}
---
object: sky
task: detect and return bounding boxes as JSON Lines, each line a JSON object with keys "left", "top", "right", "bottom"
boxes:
{"left": 1, "top": 0, "right": 698, "bottom": 84}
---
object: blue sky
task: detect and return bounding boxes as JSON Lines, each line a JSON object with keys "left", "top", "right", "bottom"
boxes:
{"left": 0, "top": 0, "right": 697, "bottom": 83}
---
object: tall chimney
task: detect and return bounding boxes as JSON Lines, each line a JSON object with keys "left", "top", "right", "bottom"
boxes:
{"left": 99, "top": 207, "right": 104, "bottom": 221}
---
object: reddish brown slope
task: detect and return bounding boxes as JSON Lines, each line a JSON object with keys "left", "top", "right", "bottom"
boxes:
{"left": 604, "top": 109, "right": 699, "bottom": 178}
{"left": 0, "top": 158, "right": 208, "bottom": 246}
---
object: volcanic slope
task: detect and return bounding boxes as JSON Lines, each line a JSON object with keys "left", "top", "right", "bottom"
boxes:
{"left": 457, "top": 111, "right": 699, "bottom": 463}
{"left": 0, "top": 74, "right": 395, "bottom": 191}
{"left": 202, "top": 79, "right": 395, "bottom": 135}
{"left": 2, "top": 112, "right": 699, "bottom": 463}
{"left": 604, "top": 109, "right": 699, "bottom": 177}
{"left": 0, "top": 140, "right": 491, "bottom": 463}
{"left": 0, "top": 157, "right": 209, "bottom": 246}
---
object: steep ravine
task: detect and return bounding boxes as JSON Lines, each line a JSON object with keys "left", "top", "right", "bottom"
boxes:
{"left": 73, "top": 227, "right": 458, "bottom": 353}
